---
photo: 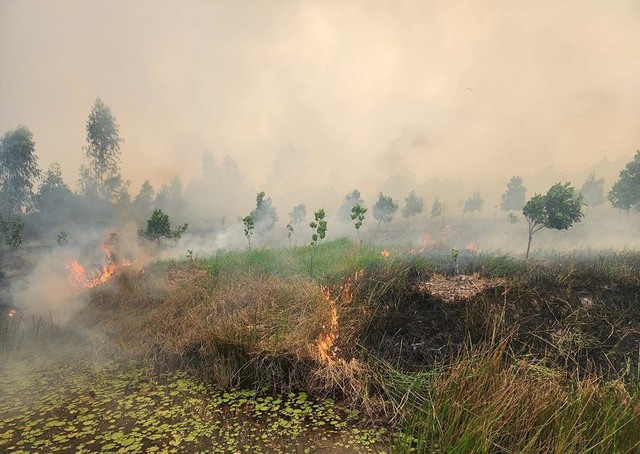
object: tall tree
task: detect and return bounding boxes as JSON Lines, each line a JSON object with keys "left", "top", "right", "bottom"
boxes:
{"left": 500, "top": 176, "right": 527, "bottom": 213}
{"left": 579, "top": 172, "right": 606, "bottom": 208}
{"left": 79, "top": 98, "right": 126, "bottom": 202}
{"left": 608, "top": 151, "right": 640, "bottom": 212}
{"left": 402, "top": 190, "right": 423, "bottom": 218}
{"left": 523, "top": 182, "right": 584, "bottom": 259}
{"left": 133, "top": 180, "right": 155, "bottom": 216}
{"left": 0, "top": 125, "right": 40, "bottom": 216}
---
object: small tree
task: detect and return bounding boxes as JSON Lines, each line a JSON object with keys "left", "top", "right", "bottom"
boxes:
{"left": 286, "top": 223, "right": 294, "bottom": 245}
{"left": 522, "top": 182, "right": 584, "bottom": 259}
{"left": 289, "top": 203, "right": 306, "bottom": 225}
{"left": 609, "top": 151, "right": 640, "bottom": 212}
{"left": 463, "top": 192, "right": 484, "bottom": 217}
{"left": 373, "top": 192, "right": 398, "bottom": 231}
{"left": 500, "top": 176, "right": 527, "bottom": 214}
{"left": 309, "top": 208, "right": 328, "bottom": 276}
{"left": 402, "top": 190, "right": 423, "bottom": 218}
{"left": 338, "top": 189, "right": 366, "bottom": 223}
{"left": 250, "top": 191, "right": 277, "bottom": 232}
{"left": 350, "top": 203, "right": 367, "bottom": 242}
{"left": 242, "top": 215, "right": 254, "bottom": 250}
{"left": 431, "top": 198, "right": 443, "bottom": 218}
{"left": 0, "top": 215, "right": 24, "bottom": 248}
{"left": 579, "top": 172, "right": 606, "bottom": 208}
{"left": 139, "top": 208, "right": 188, "bottom": 249}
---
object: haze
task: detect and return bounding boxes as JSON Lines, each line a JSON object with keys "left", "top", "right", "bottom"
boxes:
{"left": 1, "top": 0, "right": 640, "bottom": 206}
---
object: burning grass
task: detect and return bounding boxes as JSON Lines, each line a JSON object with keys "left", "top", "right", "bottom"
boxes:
{"left": 5, "top": 239, "right": 640, "bottom": 451}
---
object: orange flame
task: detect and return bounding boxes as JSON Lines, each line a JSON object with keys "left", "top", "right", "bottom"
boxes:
{"left": 316, "top": 269, "right": 364, "bottom": 363}
{"left": 66, "top": 245, "right": 118, "bottom": 289}
{"left": 381, "top": 249, "right": 391, "bottom": 258}
{"left": 317, "top": 288, "right": 339, "bottom": 363}
{"left": 466, "top": 241, "right": 481, "bottom": 253}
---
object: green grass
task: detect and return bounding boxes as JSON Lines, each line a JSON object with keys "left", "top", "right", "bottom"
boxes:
{"left": 5, "top": 239, "right": 640, "bottom": 452}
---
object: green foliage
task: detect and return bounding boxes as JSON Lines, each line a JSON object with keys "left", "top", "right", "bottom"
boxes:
{"left": 242, "top": 215, "right": 254, "bottom": 249}
{"left": 286, "top": 223, "right": 294, "bottom": 244}
{"left": 580, "top": 171, "right": 606, "bottom": 207}
{"left": 506, "top": 212, "right": 518, "bottom": 224}
{"left": 338, "top": 189, "right": 366, "bottom": 223}
{"left": 34, "top": 163, "right": 73, "bottom": 217}
{"left": 79, "top": 98, "right": 127, "bottom": 203}
{"left": 0, "top": 125, "right": 40, "bottom": 216}
{"left": 57, "top": 231, "right": 68, "bottom": 247}
{"left": 309, "top": 208, "right": 328, "bottom": 275}
{"left": 500, "top": 176, "right": 526, "bottom": 212}
{"left": 373, "top": 193, "right": 398, "bottom": 228}
{"left": 430, "top": 198, "right": 443, "bottom": 218}
{"left": 350, "top": 204, "right": 367, "bottom": 239}
{"left": 0, "top": 215, "right": 24, "bottom": 247}
{"left": 250, "top": 191, "right": 277, "bottom": 231}
{"left": 463, "top": 191, "right": 484, "bottom": 216}
{"left": 401, "top": 190, "right": 423, "bottom": 218}
{"left": 608, "top": 151, "right": 640, "bottom": 211}
{"left": 139, "top": 208, "right": 188, "bottom": 249}
{"left": 523, "top": 182, "right": 584, "bottom": 258}
{"left": 132, "top": 180, "right": 155, "bottom": 219}
{"left": 289, "top": 203, "right": 306, "bottom": 225}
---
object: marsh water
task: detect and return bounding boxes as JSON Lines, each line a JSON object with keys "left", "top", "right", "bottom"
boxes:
{"left": 0, "top": 351, "right": 390, "bottom": 453}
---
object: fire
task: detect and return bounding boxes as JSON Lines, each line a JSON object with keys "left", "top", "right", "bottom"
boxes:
{"left": 422, "top": 233, "right": 435, "bottom": 250}
{"left": 66, "top": 244, "right": 119, "bottom": 289}
{"left": 8, "top": 309, "right": 17, "bottom": 318}
{"left": 466, "top": 241, "right": 481, "bottom": 253}
{"left": 317, "top": 288, "right": 339, "bottom": 363}
{"left": 381, "top": 249, "right": 391, "bottom": 258}
{"left": 316, "top": 269, "right": 364, "bottom": 363}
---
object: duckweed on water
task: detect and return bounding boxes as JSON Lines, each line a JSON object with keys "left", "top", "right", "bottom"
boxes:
{"left": 0, "top": 354, "right": 390, "bottom": 453}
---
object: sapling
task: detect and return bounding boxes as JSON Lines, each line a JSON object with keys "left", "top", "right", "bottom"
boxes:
{"left": 286, "top": 223, "right": 294, "bottom": 246}
{"left": 451, "top": 248, "right": 459, "bottom": 275}
{"left": 242, "top": 215, "right": 254, "bottom": 250}
{"left": 350, "top": 203, "right": 367, "bottom": 243}
{"left": 309, "top": 208, "right": 327, "bottom": 276}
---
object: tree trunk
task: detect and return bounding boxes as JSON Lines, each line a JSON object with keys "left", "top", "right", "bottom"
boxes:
{"left": 525, "top": 232, "right": 532, "bottom": 259}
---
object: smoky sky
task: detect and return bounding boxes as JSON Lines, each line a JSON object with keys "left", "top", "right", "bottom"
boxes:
{"left": 1, "top": 0, "right": 640, "bottom": 202}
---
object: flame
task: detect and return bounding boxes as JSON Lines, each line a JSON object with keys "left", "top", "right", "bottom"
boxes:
{"left": 317, "top": 288, "right": 339, "bottom": 363}
{"left": 66, "top": 245, "right": 119, "bottom": 289}
{"left": 466, "top": 241, "right": 481, "bottom": 253}
{"left": 8, "top": 309, "right": 17, "bottom": 318}
{"left": 316, "top": 269, "right": 364, "bottom": 363}
{"left": 381, "top": 249, "right": 391, "bottom": 258}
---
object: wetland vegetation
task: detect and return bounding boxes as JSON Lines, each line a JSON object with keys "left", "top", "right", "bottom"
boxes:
{"left": 2, "top": 239, "right": 640, "bottom": 452}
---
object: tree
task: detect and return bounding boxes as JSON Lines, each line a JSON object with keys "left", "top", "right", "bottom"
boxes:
{"left": 79, "top": 98, "right": 126, "bottom": 202}
{"left": 250, "top": 191, "right": 277, "bottom": 232}
{"left": 501, "top": 176, "right": 526, "bottom": 213}
{"left": 139, "top": 208, "right": 188, "bottom": 249}
{"left": 133, "top": 180, "right": 155, "bottom": 215}
{"left": 523, "top": 182, "right": 584, "bottom": 259}
{"left": 0, "top": 125, "right": 40, "bottom": 216}
{"left": 309, "top": 208, "right": 328, "bottom": 276}
{"left": 0, "top": 214, "right": 24, "bottom": 248}
{"left": 431, "top": 198, "right": 443, "bottom": 218}
{"left": 373, "top": 193, "right": 398, "bottom": 230}
{"left": 579, "top": 172, "right": 606, "bottom": 208}
{"left": 463, "top": 192, "right": 484, "bottom": 216}
{"left": 608, "top": 151, "right": 640, "bottom": 211}
{"left": 402, "top": 190, "right": 423, "bottom": 218}
{"left": 242, "top": 215, "right": 254, "bottom": 250}
{"left": 34, "top": 162, "right": 73, "bottom": 217}
{"left": 338, "top": 190, "right": 366, "bottom": 223}
{"left": 289, "top": 203, "right": 306, "bottom": 225}
{"left": 350, "top": 203, "right": 367, "bottom": 241}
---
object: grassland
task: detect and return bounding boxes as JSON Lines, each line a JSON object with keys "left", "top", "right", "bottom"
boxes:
{"left": 2, "top": 238, "right": 640, "bottom": 452}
